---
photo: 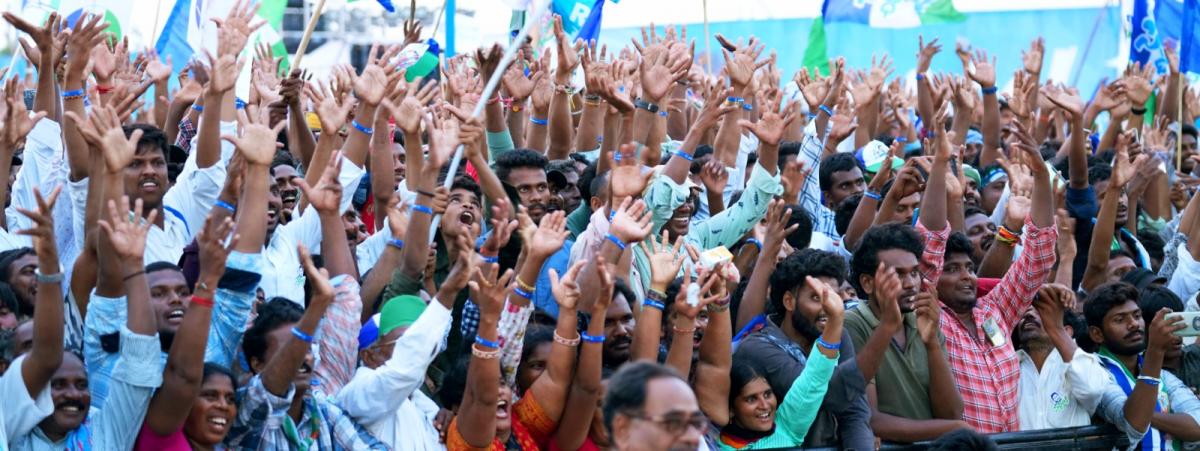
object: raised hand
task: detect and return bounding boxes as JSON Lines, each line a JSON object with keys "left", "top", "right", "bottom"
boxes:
{"left": 385, "top": 195, "right": 410, "bottom": 240}
{"left": 470, "top": 263, "right": 515, "bottom": 321}
{"left": 552, "top": 15, "right": 583, "bottom": 77}
{"left": 4, "top": 12, "right": 62, "bottom": 67}
{"left": 97, "top": 196, "right": 158, "bottom": 264}
{"left": 14, "top": 186, "right": 62, "bottom": 256}
{"left": 1041, "top": 83, "right": 1085, "bottom": 119}
{"left": 809, "top": 276, "right": 845, "bottom": 322}
{"left": 1033, "top": 284, "right": 1074, "bottom": 332}
{"left": 353, "top": 65, "right": 390, "bottom": 106}
{"left": 502, "top": 55, "right": 540, "bottom": 101}
{"left": 673, "top": 265, "right": 726, "bottom": 320}
{"left": 299, "top": 245, "right": 336, "bottom": 306}
{"left": 1122, "top": 62, "right": 1155, "bottom": 106}
{"left": 739, "top": 91, "right": 798, "bottom": 147}
{"left": 1022, "top": 37, "right": 1045, "bottom": 75}
{"left": 403, "top": 19, "right": 423, "bottom": 47}
{"left": 873, "top": 264, "right": 903, "bottom": 329}
{"left": 196, "top": 213, "right": 239, "bottom": 286}
{"left": 314, "top": 83, "right": 358, "bottom": 133}
{"left": 295, "top": 150, "right": 344, "bottom": 214}
{"left": 761, "top": 199, "right": 799, "bottom": 257}
{"left": 64, "top": 13, "right": 108, "bottom": 80}
{"left": 639, "top": 230, "right": 686, "bottom": 290}
{"left": 608, "top": 196, "right": 653, "bottom": 244}
{"left": 641, "top": 39, "right": 692, "bottom": 102}
{"left": 66, "top": 106, "right": 141, "bottom": 173}
{"left": 212, "top": 0, "right": 264, "bottom": 58}
{"left": 474, "top": 43, "right": 504, "bottom": 82}
{"left": 721, "top": 37, "right": 767, "bottom": 89}
{"left": 794, "top": 68, "right": 829, "bottom": 112}
{"left": 529, "top": 210, "right": 571, "bottom": 259}
{"left": 479, "top": 200, "right": 517, "bottom": 257}
{"left": 966, "top": 49, "right": 996, "bottom": 88}
{"left": 205, "top": 51, "right": 244, "bottom": 94}
{"left": 550, "top": 260, "right": 586, "bottom": 311}
{"left": 916, "top": 35, "right": 942, "bottom": 74}
{"left": 221, "top": 106, "right": 287, "bottom": 164}
{"left": 698, "top": 160, "right": 729, "bottom": 194}
{"left": 1, "top": 77, "right": 46, "bottom": 147}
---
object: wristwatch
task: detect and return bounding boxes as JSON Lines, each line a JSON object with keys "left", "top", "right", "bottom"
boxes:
{"left": 36, "top": 263, "right": 65, "bottom": 284}
{"left": 634, "top": 98, "right": 660, "bottom": 113}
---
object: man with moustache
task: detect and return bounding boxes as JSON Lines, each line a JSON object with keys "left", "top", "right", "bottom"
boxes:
{"left": 1015, "top": 283, "right": 1154, "bottom": 446}
{"left": 844, "top": 224, "right": 968, "bottom": 443}
{"left": 1086, "top": 282, "right": 1200, "bottom": 450}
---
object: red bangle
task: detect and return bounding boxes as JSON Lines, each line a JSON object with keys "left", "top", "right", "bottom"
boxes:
{"left": 96, "top": 85, "right": 114, "bottom": 94}
{"left": 190, "top": 295, "right": 214, "bottom": 308}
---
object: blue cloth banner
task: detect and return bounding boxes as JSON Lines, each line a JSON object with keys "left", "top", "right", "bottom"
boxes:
{"left": 576, "top": 0, "right": 605, "bottom": 42}
{"left": 155, "top": 0, "right": 194, "bottom": 75}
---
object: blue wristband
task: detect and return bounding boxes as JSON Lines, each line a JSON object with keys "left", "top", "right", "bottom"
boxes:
{"left": 864, "top": 191, "right": 882, "bottom": 201}
{"left": 981, "top": 86, "right": 998, "bottom": 95}
{"left": 1138, "top": 376, "right": 1161, "bottom": 386}
{"left": 530, "top": 117, "right": 548, "bottom": 125}
{"left": 673, "top": 150, "right": 694, "bottom": 161}
{"left": 291, "top": 327, "right": 314, "bottom": 343}
{"left": 817, "top": 337, "right": 841, "bottom": 350}
{"left": 61, "top": 88, "right": 85, "bottom": 98}
{"left": 215, "top": 200, "right": 236, "bottom": 213}
{"left": 235, "top": 98, "right": 246, "bottom": 110}
{"left": 807, "top": 112, "right": 817, "bottom": 120}
{"left": 726, "top": 96, "right": 744, "bottom": 103}
{"left": 819, "top": 105, "right": 834, "bottom": 117}
{"left": 658, "top": 110, "right": 669, "bottom": 117}
{"left": 895, "top": 136, "right": 908, "bottom": 143}
{"left": 351, "top": 120, "right": 374, "bottom": 135}
{"left": 387, "top": 238, "right": 404, "bottom": 250}
{"left": 412, "top": 205, "right": 433, "bottom": 215}
{"left": 480, "top": 255, "right": 499, "bottom": 263}
{"left": 475, "top": 335, "right": 501, "bottom": 349}
{"left": 605, "top": 234, "right": 627, "bottom": 251}
{"left": 513, "top": 286, "right": 534, "bottom": 299}
{"left": 191, "top": 104, "right": 204, "bottom": 112}
{"left": 915, "top": 73, "right": 926, "bottom": 81}
{"left": 745, "top": 238, "right": 763, "bottom": 252}
{"left": 581, "top": 332, "right": 605, "bottom": 343}
{"left": 742, "top": 102, "right": 753, "bottom": 111}
{"left": 643, "top": 299, "right": 666, "bottom": 311}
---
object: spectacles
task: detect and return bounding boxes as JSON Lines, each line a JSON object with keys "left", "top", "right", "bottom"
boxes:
{"left": 630, "top": 410, "right": 708, "bottom": 436}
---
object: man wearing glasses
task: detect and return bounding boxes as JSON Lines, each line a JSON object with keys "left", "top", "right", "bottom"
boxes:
{"left": 603, "top": 362, "right": 708, "bottom": 451}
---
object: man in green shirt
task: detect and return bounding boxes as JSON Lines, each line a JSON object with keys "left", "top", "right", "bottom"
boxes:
{"left": 844, "top": 223, "right": 969, "bottom": 443}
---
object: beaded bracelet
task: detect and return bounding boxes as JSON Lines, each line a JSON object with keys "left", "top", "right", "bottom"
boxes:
{"left": 472, "top": 343, "right": 501, "bottom": 359}
{"left": 553, "top": 330, "right": 581, "bottom": 347}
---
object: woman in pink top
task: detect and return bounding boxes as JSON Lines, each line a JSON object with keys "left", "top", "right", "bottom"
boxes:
{"left": 137, "top": 364, "right": 238, "bottom": 450}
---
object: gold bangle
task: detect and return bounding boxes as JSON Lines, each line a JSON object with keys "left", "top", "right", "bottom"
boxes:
{"left": 553, "top": 330, "right": 581, "bottom": 347}
{"left": 515, "top": 277, "right": 536, "bottom": 292}
{"left": 471, "top": 343, "right": 501, "bottom": 359}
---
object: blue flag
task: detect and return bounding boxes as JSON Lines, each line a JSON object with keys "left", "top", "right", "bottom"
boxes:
{"left": 576, "top": 0, "right": 605, "bottom": 42}
{"left": 155, "top": 0, "right": 193, "bottom": 74}
{"left": 1185, "top": 0, "right": 1200, "bottom": 72}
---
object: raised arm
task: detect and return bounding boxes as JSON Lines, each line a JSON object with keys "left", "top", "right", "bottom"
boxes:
{"left": 15, "top": 186, "right": 64, "bottom": 397}
{"left": 297, "top": 151, "right": 356, "bottom": 279}
{"left": 527, "top": 260, "right": 587, "bottom": 423}
{"left": 552, "top": 259, "right": 612, "bottom": 450}
{"left": 341, "top": 46, "right": 401, "bottom": 169}
{"left": 694, "top": 264, "right": 735, "bottom": 427}
{"left": 915, "top": 284, "right": 963, "bottom": 420}
{"left": 548, "top": 17, "right": 582, "bottom": 160}
{"left": 57, "top": 13, "right": 106, "bottom": 182}
{"left": 258, "top": 247, "right": 336, "bottom": 396}
{"left": 1126, "top": 309, "right": 1185, "bottom": 433}
{"left": 914, "top": 36, "right": 941, "bottom": 131}
{"left": 919, "top": 103, "right": 952, "bottom": 231}
{"left": 734, "top": 200, "right": 796, "bottom": 330}
{"left": 455, "top": 264, "right": 514, "bottom": 448}
{"left": 633, "top": 232, "right": 685, "bottom": 362}
{"left": 1081, "top": 147, "right": 1140, "bottom": 292}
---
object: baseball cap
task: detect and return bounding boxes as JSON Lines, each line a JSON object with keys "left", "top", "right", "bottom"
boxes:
{"left": 855, "top": 140, "right": 904, "bottom": 173}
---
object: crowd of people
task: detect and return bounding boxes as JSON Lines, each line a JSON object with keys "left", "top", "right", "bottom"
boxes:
{"left": 0, "top": 3, "right": 1199, "bottom": 450}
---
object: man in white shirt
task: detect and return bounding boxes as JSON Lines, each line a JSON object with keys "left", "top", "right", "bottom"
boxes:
{"left": 336, "top": 277, "right": 467, "bottom": 450}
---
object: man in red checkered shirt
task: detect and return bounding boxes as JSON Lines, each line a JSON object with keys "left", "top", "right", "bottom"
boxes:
{"left": 915, "top": 135, "right": 1058, "bottom": 433}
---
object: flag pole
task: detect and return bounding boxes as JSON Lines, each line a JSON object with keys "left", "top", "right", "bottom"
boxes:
{"left": 1179, "top": 71, "right": 1185, "bottom": 170}
{"left": 703, "top": 0, "right": 712, "bottom": 73}
{"left": 5, "top": 45, "right": 23, "bottom": 79}
{"left": 428, "top": 0, "right": 550, "bottom": 244}
{"left": 150, "top": 0, "right": 165, "bottom": 46}
{"left": 292, "top": 0, "right": 328, "bottom": 70}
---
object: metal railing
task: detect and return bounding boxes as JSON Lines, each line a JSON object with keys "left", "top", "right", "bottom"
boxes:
{"left": 778, "top": 424, "right": 1129, "bottom": 450}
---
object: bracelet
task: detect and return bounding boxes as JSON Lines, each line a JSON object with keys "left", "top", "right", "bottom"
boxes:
{"left": 411, "top": 205, "right": 433, "bottom": 215}
{"left": 513, "top": 286, "right": 534, "bottom": 300}
{"left": 816, "top": 337, "right": 842, "bottom": 350}
{"left": 123, "top": 270, "right": 146, "bottom": 282}
{"left": 673, "top": 325, "right": 696, "bottom": 334}
{"left": 580, "top": 332, "right": 605, "bottom": 343}
{"left": 819, "top": 104, "right": 834, "bottom": 117}
{"left": 511, "top": 104, "right": 523, "bottom": 112}
{"left": 474, "top": 335, "right": 501, "bottom": 349}
{"left": 646, "top": 289, "right": 667, "bottom": 302}
{"left": 981, "top": 86, "right": 998, "bottom": 95}
{"left": 726, "top": 96, "right": 745, "bottom": 104}
{"left": 415, "top": 189, "right": 436, "bottom": 198}
{"left": 658, "top": 110, "right": 669, "bottom": 117}
{"left": 634, "top": 98, "right": 660, "bottom": 113}
{"left": 1138, "top": 375, "right": 1161, "bottom": 386}
{"left": 96, "top": 85, "right": 114, "bottom": 94}
{"left": 605, "top": 233, "right": 627, "bottom": 251}
{"left": 553, "top": 330, "right": 581, "bottom": 347}
{"left": 191, "top": 295, "right": 214, "bottom": 308}
{"left": 1131, "top": 106, "right": 1148, "bottom": 115}
{"left": 351, "top": 120, "right": 374, "bottom": 135}
{"left": 863, "top": 190, "right": 882, "bottom": 201}
{"left": 708, "top": 302, "right": 730, "bottom": 313}
{"left": 807, "top": 112, "right": 817, "bottom": 120}
{"left": 387, "top": 238, "right": 404, "bottom": 250}
{"left": 742, "top": 102, "right": 753, "bottom": 111}
{"left": 472, "top": 343, "right": 502, "bottom": 359}
{"left": 745, "top": 238, "right": 763, "bottom": 252}
{"left": 486, "top": 95, "right": 500, "bottom": 105}
{"left": 196, "top": 281, "right": 212, "bottom": 294}
{"left": 554, "top": 83, "right": 577, "bottom": 95}
{"left": 191, "top": 104, "right": 204, "bottom": 112}
{"left": 61, "top": 88, "right": 85, "bottom": 99}
{"left": 480, "top": 254, "right": 498, "bottom": 263}
{"left": 915, "top": 73, "right": 925, "bottom": 81}
{"left": 530, "top": 117, "right": 548, "bottom": 125}
{"left": 215, "top": 200, "right": 236, "bottom": 213}
{"left": 516, "top": 276, "right": 535, "bottom": 292}
{"left": 291, "top": 327, "right": 314, "bottom": 343}
{"left": 643, "top": 299, "right": 666, "bottom": 311}
{"left": 995, "top": 225, "right": 1022, "bottom": 246}
{"left": 235, "top": 98, "right": 246, "bottom": 110}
